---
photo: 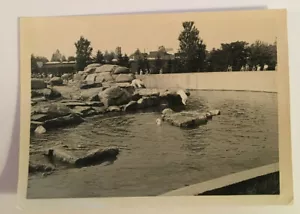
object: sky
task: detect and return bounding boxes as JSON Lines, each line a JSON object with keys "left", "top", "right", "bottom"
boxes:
{"left": 23, "top": 10, "right": 278, "bottom": 59}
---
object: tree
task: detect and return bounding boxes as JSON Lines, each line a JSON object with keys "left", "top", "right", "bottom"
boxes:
{"left": 122, "top": 54, "right": 130, "bottom": 67}
{"left": 103, "top": 50, "right": 115, "bottom": 63}
{"left": 31, "top": 54, "right": 49, "bottom": 73}
{"left": 95, "top": 50, "right": 104, "bottom": 64}
{"left": 178, "top": 21, "right": 207, "bottom": 72}
{"left": 248, "top": 40, "right": 277, "bottom": 70}
{"left": 206, "top": 41, "right": 250, "bottom": 71}
{"left": 74, "top": 36, "right": 93, "bottom": 71}
{"left": 51, "top": 49, "right": 63, "bottom": 62}
{"left": 61, "top": 55, "right": 67, "bottom": 62}
{"left": 67, "top": 56, "right": 76, "bottom": 61}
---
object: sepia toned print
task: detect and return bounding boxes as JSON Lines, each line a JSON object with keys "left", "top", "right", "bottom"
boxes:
{"left": 18, "top": 9, "right": 293, "bottom": 205}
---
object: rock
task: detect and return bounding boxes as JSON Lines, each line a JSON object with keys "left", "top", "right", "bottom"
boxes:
{"left": 84, "top": 63, "right": 101, "bottom": 71}
{"left": 159, "top": 90, "right": 184, "bottom": 107}
{"left": 31, "top": 114, "right": 48, "bottom": 122}
{"left": 45, "top": 147, "right": 78, "bottom": 165}
{"left": 94, "top": 72, "right": 114, "bottom": 83}
{"left": 113, "top": 66, "right": 130, "bottom": 74}
{"left": 31, "top": 101, "right": 37, "bottom": 106}
{"left": 63, "top": 101, "right": 104, "bottom": 108}
{"left": 209, "top": 109, "right": 221, "bottom": 116}
{"left": 75, "top": 146, "right": 120, "bottom": 167}
{"left": 115, "top": 73, "right": 135, "bottom": 83}
{"left": 44, "top": 104, "right": 73, "bottom": 119}
{"left": 137, "top": 96, "right": 160, "bottom": 109}
{"left": 84, "top": 67, "right": 97, "bottom": 74}
{"left": 44, "top": 88, "right": 62, "bottom": 99}
{"left": 49, "top": 77, "right": 63, "bottom": 86}
{"left": 43, "top": 113, "right": 84, "bottom": 129}
{"left": 114, "top": 83, "right": 135, "bottom": 94}
{"left": 94, "top": 64, "right": 118, "bottom": 73}
{"left": 80, "top": 88, "right": 102, "bottom": 101}
{"left": 30, "top": 121, "right": 44, "bottom": 133}
{"left": 131, "top": 79, "right": 146, "bottom": 89}
{"left": 98, "top": 86, "right": 132, "bottom": 108}
{"left": 162, "top": 108, "right": 208, "bottom": 128}
{"left": 107, "top": 106, "right": 121, "bottom": 112}
{"left": 72, "top": 106, "right": 94, "bottom": 116}
{"left": 31, "top": 78, "right": 47, "bottom": 89}
{"left": 32, "top": 88, "right": 62, "bottom": 99}
{"left": 29, "top": 161, "right": 55, "bottom": 173}
{"left": 123, "top": 101, "right": 138, "bottom": 112}
{"left": 34, "top": 125, "right": 46, "bottom": 134}
{"left": 93, "top": 106, "right": 106, "bottom": 114}
{"left": 73, "top": 73, "right": 85, "bottom": 81}
{"left": 134, "top": 88, "right": 162, "bottom": 97}
{"left": 31, "top": 97, "right": 47, "bottom": 102}
{"left": 45, "top": 146, "right": 120, "bottom": 167}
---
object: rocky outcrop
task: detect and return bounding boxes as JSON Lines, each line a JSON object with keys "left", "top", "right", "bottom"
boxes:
{"left": 80, "top": 87, "right": 102, "bottom": 101}
{"left": 43, "top": 113, "right": 84, "bottom": 129}
{"left": 113, "top": 66, "right": 130, "bottom": 74}
{"left": 44, "top": 146, "right": 120, "bottom": 167}
{"left": 31, "top": 88, "right": 62, "bottom": 100}
{"left": 98, "top": 86, "right": 132, "bottom": 108}
{"left": 31, "top": 78, "right": 47, "bottom": 89}
{"left": 49, "top": 77, "right": 63, "bottom": 86}
{"left": 29, "top": 161, "right": 55, "bottom": 173}
{"left": 161, "top": 108, "right": 221, "bottom": 128}
{"left": 161, "top": 108, "right": 208, "bottom": 128}
{"left": 84, "top": 63, "right": 101, "bottom": 71}
{"left": 34, "top": 125, "right": 46, "bottom": 134}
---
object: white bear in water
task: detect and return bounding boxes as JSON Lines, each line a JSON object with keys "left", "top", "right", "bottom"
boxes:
{"left": 176, "top": 89, "right": 188, "bottom": 105}
{"left": 131, "top": 79, "right": 146, "bottom": 89}
{"left": 156, "top": 118, "right": 162, "bottom": 126}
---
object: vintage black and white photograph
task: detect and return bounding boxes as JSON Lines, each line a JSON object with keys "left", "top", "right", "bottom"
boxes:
{"left": 22, "top": 9, "right": 292, "bottom": 199}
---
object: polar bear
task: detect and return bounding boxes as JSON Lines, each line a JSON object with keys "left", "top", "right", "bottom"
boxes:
{"left": 176, "top": 89, "right": 188, "bottom": 105}
{"left": 131, "top": 79, "right": 146, "bottom": 89}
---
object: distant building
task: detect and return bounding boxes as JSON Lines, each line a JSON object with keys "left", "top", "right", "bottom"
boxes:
{"left": 40, "top": 61, "right": 76, "bottom": 76}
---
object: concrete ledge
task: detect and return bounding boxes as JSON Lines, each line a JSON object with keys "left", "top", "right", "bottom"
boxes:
{"left": 160, "top": 163, "right": 279, "bottom": 196}
{"left": 137, "top": 71, "right": 277, "bottom": 92}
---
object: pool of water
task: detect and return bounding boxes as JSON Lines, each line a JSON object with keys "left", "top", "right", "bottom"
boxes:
{"left": 27, "top": 90, "right": 279, "bottom": 198}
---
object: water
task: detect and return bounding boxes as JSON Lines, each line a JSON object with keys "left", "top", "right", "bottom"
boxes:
{"left": 27, "top": 90, "right": 279, "bottom": 198}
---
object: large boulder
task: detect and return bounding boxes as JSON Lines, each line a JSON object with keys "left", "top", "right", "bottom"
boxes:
{"left": 98, "top": 86, "right": 132, "bottom": 108}
{"left": 115, "top": 73, "right": 135, "bottom": 83}
{"left": 44, "top": 146, "right": 120, "bottom": 167}
{"left": 95, "top": 72, "right": 114, "bottom": 83}
{"left": 113, "top": 66, "right": 130, "bottom": 74}
{"left": 94, "top": 64, "right": 118, "bottom": 73}
{"left": 33, "top": 103, "right": 73, "bottom": 120}
{"left": 43, "top": 113, "right": 84, "bottom": 129}
{"left": 31, "top": 78, "right": 47, "bottom": 89}
{"left": 161, "top": 108, "right": 208, "bottom": 128}
{"left": 31, "top": 88, "right": 62, "bottom": 100}
{"left": 49, "top": 77, "right": 63, "bottom": 86}
{"left": 80, "top": 73, "right": 102, "bottom": 89}
{"left": 80, "top": 87, "right": 102, "bottom": 101}
{"left": 84, "top": 67, "right": 97, "bottom": 74}
{"left": 123, "top": 101, "right": 138, "bottom": 112}
{"left": 84, "top": 63, "right": 101, "bottom": 71}
{"left": 75, "top": 146, "right": 120, "bottom": 167}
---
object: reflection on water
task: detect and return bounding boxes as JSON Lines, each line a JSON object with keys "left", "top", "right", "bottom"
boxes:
{"left": 28, "top": 90, "right": 278, "bottom": 198}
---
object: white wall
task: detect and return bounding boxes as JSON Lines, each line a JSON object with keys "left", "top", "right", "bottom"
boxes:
{"left": 137, "top": 71, "right": 277, "bottom": 92}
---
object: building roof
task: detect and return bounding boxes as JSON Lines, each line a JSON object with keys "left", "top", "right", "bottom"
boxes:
{"left": 42, "top": 61, "right": 76, "bottom": 69}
